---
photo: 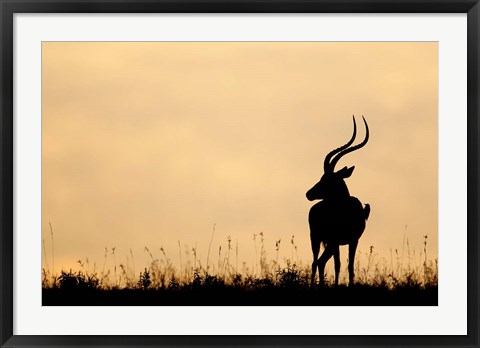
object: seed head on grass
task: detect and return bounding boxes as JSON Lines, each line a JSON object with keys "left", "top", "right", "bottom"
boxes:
{"left": 192, "top": 244, "right": 197, "bottom": 271}
{"left": 119, "top": 264, "right": 128, "bottom": 288}
{"left": 160, "top": 246, "right": 171, "bottom": 269}
{"left": 275, "top": 239, "right": 281, "bottom": 266}
{"left": 130, "top": 248, "right": 135, "bottom": 279}
{"left": 226, "top": 236, "right": 232, "bottom": 275}
{"left": 218, "top": 246, "right": 222, "bottom": 274}
{"left": 290, "top": 235, "right": 295, "bottom": 261}
{"left": 144, "top": 246, "right": 154, "bottom": 261}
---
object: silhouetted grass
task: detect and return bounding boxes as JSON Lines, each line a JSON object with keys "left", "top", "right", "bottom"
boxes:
{"left": 42, "top": 233, "right": 438, "bottom": 306}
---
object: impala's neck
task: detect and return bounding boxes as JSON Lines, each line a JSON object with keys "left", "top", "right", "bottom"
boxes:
{"left": 325, "top": 182, "right": 351, "bottom": 202}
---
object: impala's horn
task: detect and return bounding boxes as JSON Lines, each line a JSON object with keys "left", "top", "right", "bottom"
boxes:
{"left": 324, "top": 115, "right": 357, "bottom": 173}
{"left": 329, "top": 116, "right": 369, "bottom": 172}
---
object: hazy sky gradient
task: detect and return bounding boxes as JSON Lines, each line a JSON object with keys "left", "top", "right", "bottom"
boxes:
{"left": 42, "top": 42, "right": 438, "bottom": 277}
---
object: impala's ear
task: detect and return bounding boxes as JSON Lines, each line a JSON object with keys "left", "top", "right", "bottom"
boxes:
{"left": 337, "top": 166, "right": 355, "bottom": 178}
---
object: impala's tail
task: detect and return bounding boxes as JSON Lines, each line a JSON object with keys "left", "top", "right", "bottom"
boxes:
{"left": 364, "top": 204, "right": 370, "bottom": 220}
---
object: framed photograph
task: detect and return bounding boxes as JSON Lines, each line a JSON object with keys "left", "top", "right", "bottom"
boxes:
{"left": 1, "top": 0, "right": 479, "bottom": 347}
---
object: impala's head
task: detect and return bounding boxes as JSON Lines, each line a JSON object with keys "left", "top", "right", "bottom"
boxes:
{"left": 306, "top": 116, "right": 369, "bottom": 202}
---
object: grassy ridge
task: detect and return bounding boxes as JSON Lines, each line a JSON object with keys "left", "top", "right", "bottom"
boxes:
{"left": 42, "top": 233, "right": 438, "bottom": 306}
{"left": 42, "top": 258, "right": 438, "bottom": 306}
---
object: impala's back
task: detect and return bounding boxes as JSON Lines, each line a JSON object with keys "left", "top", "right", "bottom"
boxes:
{"left": 309, "top": 197, "right": 368, "bottom": 245}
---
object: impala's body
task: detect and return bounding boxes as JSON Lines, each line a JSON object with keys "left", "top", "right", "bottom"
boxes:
{"left": 309, "top": 197, "right": 366, "bottom": 246}
{"left": 308, "top": 116, "right": 370, "bottom": 287}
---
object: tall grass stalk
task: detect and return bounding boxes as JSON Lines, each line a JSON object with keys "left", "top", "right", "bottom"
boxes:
{"left": 130, "top": 248, "right": 135, "bottom": 280}
{"left": 42, "top": 239, "right": 49, "bottom": 273}
{"left": 401, "top": 224, "right": 407, "bottom": 273}
{"left": 178, "top": 240, "right": 183, "bottom": 279}
{"left": 112, "top": 247, "right": 117, "bottom": 287}
{"left": 206, "top": 223, "right": 216, "bottom": 272}
{"left": 49, "top": 222, "right": 55, "bottom": 278}
{"left": 235, "top": 240, "right": 238, "bottom": 275}
{"left": 252, "top": 233, "right": 258, "bottom": 276}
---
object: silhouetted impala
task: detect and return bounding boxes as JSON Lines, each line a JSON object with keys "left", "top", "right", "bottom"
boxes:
{"left": 307, "top": 116, "right": 370, "bottom": 287}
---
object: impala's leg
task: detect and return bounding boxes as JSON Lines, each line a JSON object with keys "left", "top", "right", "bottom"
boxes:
{"left": 317, "top": 244, "right": 334, "bottom": 285}
{"left": 333, "top": 245, "right": 340, "bottom": 286}
{"left": 310, "top": 235, "right": 321, "bottom": 287}
{"left": 348, "top": 240, "right": 358, "bottom": 286}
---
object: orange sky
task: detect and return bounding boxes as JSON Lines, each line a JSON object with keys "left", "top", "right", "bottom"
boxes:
{"left": 42, "top": 42, "right": 438, "bottom": 280}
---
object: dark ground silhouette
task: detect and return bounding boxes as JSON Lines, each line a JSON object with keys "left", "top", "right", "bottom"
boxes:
{"left": 43, "top": 284, "right": 437, "bottom": 306}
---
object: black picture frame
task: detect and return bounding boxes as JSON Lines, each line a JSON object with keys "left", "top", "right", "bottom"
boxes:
{"left": 1, "top": 0, "right": 479, "bottom": 347}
